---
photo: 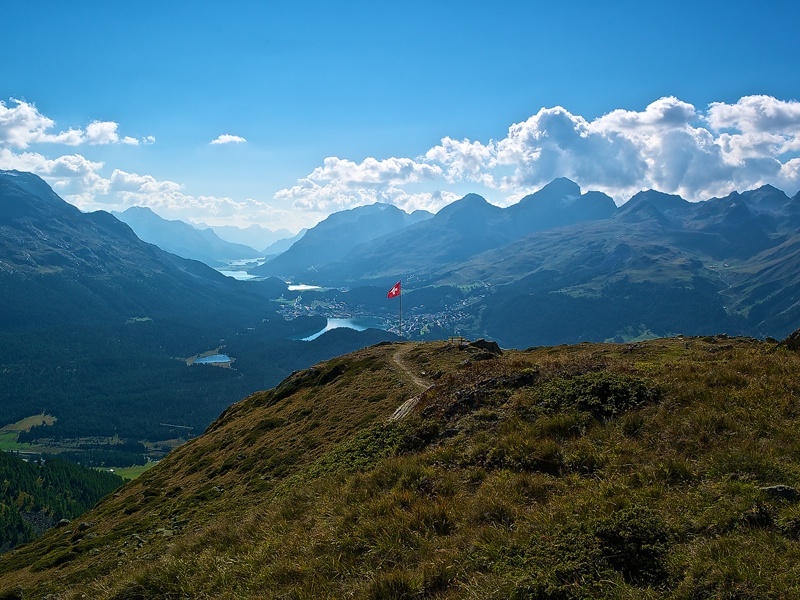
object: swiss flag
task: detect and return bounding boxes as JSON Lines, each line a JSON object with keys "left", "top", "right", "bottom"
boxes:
{"left": 387, "top": 281, "right": 401, "bottom": 299}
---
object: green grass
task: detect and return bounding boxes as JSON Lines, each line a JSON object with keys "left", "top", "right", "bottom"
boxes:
{"left": 0, "top": 431, "right": 28, "bottom": 451}
{"left": 0, "top": 413, "right": 57, "bottom": 450}
{"left": 0, "top": 413, "right": 56, "bottom": 432}
{"left": 106, "top": 462, "right": 159, "bottom": 480}
{"left": 5, "top": 337, "right": 800, "bottom": 598}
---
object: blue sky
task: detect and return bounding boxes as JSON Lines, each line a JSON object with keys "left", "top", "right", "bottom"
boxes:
{"left": 2, "top": 0, "right": 799, "bottom": 231}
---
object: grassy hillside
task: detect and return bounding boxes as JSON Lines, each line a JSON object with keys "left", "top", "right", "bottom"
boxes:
{"left": 3, "top": 335, "right": 800, "bottom": 598}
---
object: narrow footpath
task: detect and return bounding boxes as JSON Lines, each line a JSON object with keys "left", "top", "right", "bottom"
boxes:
{"left": 388, "top": 343, "right": 432, "bottom": 421}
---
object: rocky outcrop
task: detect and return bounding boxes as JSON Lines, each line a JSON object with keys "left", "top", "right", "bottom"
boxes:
{"left": 780, "top": 329, "right": 800, "bottom": 352}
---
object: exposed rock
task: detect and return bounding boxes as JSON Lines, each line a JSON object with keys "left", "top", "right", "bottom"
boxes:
{"left": 468, "top": 339, "right": 503, "bottom": 355}
{"left": 781, "top": 329, "right": 800, "bottom": 352}
{"left": 761, "top": 484, "right": 800, "bottom": 502}
{"left": 21, "top": 511, "right": 58, "bottom": 538}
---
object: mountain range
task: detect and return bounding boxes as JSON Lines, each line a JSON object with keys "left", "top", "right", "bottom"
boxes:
{"left": 251, "top": 202, "right": 432, "bottom": 278}
{"left": 4, "top": 167, "right": 800, "bottom": 454}
{"left": 4, "top": 168, "right": 800, "bottom": 595}
{"left": 112, "top": 206, "right": 262, "bottom": 267}
{"left": 0, "top": 170, "right": 395, "bottom": 463}
{"left": 261, "top": 227, "right": 307, "bottom": 257}
{"left": 194, "top": 222, "right": 294, "bottom": 251}
{"left": 250, "top": 178, "right": 800, "bottom": 346}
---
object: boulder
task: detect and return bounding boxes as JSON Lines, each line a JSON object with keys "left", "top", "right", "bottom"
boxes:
{"left": 468, "top": 338, "right": 503, "bottom": 356}
{"left": 782, "top": 329, "right": 800, "bottom": 352}
{"left": 761, "top": 484, "right": 800, "bottom": 502}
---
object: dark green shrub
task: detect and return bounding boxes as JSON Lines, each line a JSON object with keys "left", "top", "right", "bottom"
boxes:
{"left": 0, "top": 588, "right": 24, "bottom": 600}
{"left": 593, "top": 505, "right": 670, "bottom": 585}
{"left": 538, "top": 371, "right": 659, "bottom": 419}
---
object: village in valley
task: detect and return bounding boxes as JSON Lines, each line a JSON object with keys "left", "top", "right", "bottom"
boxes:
{"left": 275, "top": 286, "right": 487, "bottom": 340}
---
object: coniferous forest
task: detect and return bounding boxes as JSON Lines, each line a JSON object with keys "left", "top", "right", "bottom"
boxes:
{"left": 0, "top": 451, "right": 123, "bottom": 551}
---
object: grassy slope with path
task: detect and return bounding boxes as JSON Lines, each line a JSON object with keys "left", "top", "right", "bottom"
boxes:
{"left": 3, "top": 336, "right": 800, "bottom": 598}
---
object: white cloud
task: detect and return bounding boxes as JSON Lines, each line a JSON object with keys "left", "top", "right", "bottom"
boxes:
{"left": 210, "top": 134, "right": 247, "bottom": 145}
{"left": 0, "top": 146, "right": 293, "bottom": 227}
{"left": 592, "top": 96, "right": 698, "bottom": 134}
{"left": 275, "top": 177, "right": 457, "bottom": 214}
{"left": 447, "top": 96, "right": 798, "bottom": 203}
{"left": 706, "top": 95, "right": 800, "bottom": 135}
{"left": 85, "top": 121, "right": 146, "bottom": 145}
{"left": 82, "top": 168, "right": 290, "bottom": 226}
{"left": 0, "top": 148, "right": 107, "bottom": 201}
{"left": 307, "top": 156, "right": 441, "bottom": 185}
{"left": 277, "top": 95, "right": 800, "bottom": 214}
{"left": 425, "top": 137, "right": 496, "bottom": 185}
{"left": 0, "top": 98, "right": 153, "bottom": 148}
{"left": 492, "top": 106, "right": 650, "bottom": 192}
{"left": 4, "top": 94, "right": 800, "bottom": 231}
{"left": 704, "top": 96, "right": 800, "bottom": 165}
{"left": 273, "top": 156, "right": 448, "bottom": 213}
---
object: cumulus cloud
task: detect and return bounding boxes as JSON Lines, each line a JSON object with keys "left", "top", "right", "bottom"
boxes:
{"left": 85, "top": 121, "right": 150, "bottom": 145}
{"left": 4, "top": 94, "right": 800, "bottom": 229}
{"left": 593, "top": 96, "right": 698, "bottom": 134}
{"left": 0, "top": 98, "right": 153, "bottom": 148}
{"left": 276, "top": 94, "right": 797, "bottom": 211}
{"left": 308, "top": 156, "right": 441, "bottom": 185}
{"left": 706, "top": 95, "right": 800, "bottom": 134}
{"left": 273, "top": 156, "right": 449, "bottom": 213}
{"left": 210, "top": 134, "right": 247, "bottom": 145}
{"left": 425, "top": 137, "right": 496, "bottom": 186}
{"left": 275, "top": 177, "right": 457, "bottom": 214}
{"left": 98, "top": 168, "right": 289, "bottom": 224}
{"left": 0, "top": 145, "right": 292, "bottom": 227}
{"left": 705, "top": 95, "right": 800, "bottom": 164}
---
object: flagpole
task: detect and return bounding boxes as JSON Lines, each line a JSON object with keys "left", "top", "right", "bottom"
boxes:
{"left": 399, "top": 282, "right": 402, "bottom": 338}
{"left": 387, "top": 281, "right": 402, "bottom": 338}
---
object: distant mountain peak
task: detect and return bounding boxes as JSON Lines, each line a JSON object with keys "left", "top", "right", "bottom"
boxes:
{"left": 460, "top": 193, "right": 489, "bottom": 203}
{"left": 516, "top": 178, "right": 582, "bottom": 209}
{"left": 540, "top": 177, "right": 581, "bottom": 196}
{"left": 113, "top": 205, "right": 260, "bottom": 265}
{"left": 123, "top": 205, "right": 155, "bottom": 213}
{"left": 435, "top": 193, "right": 495, "bottom": 219}
{"left": 616, "top": 197, "right": 674, "bottom": 228}
{"left": 624, "top": 190, "right": 691, "bottom": 216}
{"left": 743, "top": 183, "right": 790, "bottom": 209}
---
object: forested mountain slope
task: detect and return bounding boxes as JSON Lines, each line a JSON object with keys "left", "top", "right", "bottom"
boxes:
{"left": 0, "top": 451, "right": 123, "bottom": 552}
{"left": 0, "top": 170, "right": 394, "bottom": 461}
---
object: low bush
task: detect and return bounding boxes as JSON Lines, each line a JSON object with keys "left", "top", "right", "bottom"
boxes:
{"left": 537, "top": 371, "right": 660, "bottom": 419}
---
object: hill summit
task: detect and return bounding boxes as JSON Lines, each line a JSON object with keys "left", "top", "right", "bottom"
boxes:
{"left": 4, "top": 333, "right": 800, "bottom": 597}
